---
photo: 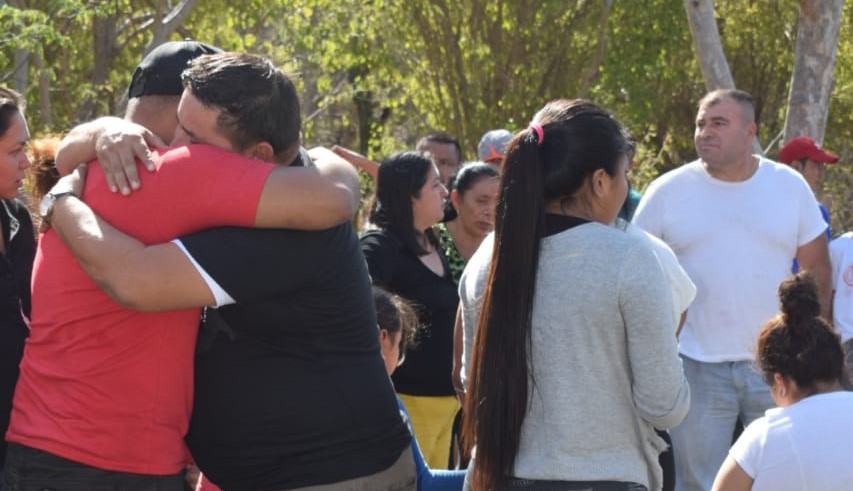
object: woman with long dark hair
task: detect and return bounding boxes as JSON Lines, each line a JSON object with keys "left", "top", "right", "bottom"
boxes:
{"left": 0, "top": 87, "right": 35, "bottom": 469}
{"left": 361, "top": 151, "right": 460, "bottom": 469}
{"left": 712, "top": 272, "right": 853, "bottom": 491}
{"left": 460, "top": 99, "right": 689, "bottom": 491}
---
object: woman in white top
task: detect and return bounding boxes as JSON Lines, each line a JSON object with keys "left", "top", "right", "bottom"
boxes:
{"left": 712, "top": 272, "right": 853, "bottom": 491}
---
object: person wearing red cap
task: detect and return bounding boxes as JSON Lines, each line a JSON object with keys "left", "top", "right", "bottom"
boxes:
{"left": 778, "top": 135, "right": 839, "bottom": 240}
{"left": 778, "top": 135, "right": 839, "bottom": 192}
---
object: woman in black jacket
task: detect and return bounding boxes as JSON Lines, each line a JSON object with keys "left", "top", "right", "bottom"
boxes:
{"left": 0, "top": 86, "right": 35, "bottom": 469}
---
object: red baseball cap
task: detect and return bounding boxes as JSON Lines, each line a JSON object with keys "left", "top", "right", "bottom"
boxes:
{"left": 778, "top": 136, "right": 839, "bottom": 164}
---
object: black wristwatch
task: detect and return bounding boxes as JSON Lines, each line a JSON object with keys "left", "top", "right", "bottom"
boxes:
{"left": 39, "top": 191, "right": 77, "bottom": 221}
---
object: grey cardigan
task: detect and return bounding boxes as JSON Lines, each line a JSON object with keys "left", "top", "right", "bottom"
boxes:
{"left": 459, "top": 222, "right": 690, "bottom": 490}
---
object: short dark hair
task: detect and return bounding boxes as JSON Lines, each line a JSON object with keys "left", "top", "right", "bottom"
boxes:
{"left": 181, "top": 52, "right": 301, "bottom": 162}
{"left": 699, "top": 89, "right": 755, "bottom": 123}
{"left": 757, "top": 272, "right": 844, "bottom": 390}
{"left": 417, "top": 131, "right": 462, "bottom": 161}
{"left": 0, "top": 86, "right": 25, "bottom": 139}
{"left": 368, "top": 151, "right": 439, "bottom": 256}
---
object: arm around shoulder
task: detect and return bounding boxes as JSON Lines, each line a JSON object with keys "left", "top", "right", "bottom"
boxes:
{"left": 49, "top": 194, "right": 215, "bottom": 311}
{"left": 254, "top": 147, "right": 360, "bottom": 230}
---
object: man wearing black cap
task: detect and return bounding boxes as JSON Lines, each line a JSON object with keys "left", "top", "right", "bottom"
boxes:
{"left": 56, "top": 40, "right": 222, "bottom": 195}
{"left": 0, "top": 50, "right": 384, "bottom": 490}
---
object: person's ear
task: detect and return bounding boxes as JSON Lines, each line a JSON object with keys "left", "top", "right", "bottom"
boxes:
{"left": 378, "top": 328, "right": 391, "bottom": 355}
{"left": 591, "top": 169, "right": 608, "bottom": 197}
{"left": 247, "top": 141, "right": 274, "bottom": 162}
{"left": 450, "top": 189, "right": 462, "bottom": 210}
{"left": 773, "top": 372, "right": 792, "bottom": 397}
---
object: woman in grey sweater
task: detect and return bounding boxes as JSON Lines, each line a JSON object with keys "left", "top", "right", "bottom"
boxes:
{"left": 460, "top": 100, "right": 690, "bottom": 491}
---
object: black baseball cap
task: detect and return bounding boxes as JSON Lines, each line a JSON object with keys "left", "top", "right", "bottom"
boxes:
{"left": 127, "top": 40, "right": 222, "bottom": 98}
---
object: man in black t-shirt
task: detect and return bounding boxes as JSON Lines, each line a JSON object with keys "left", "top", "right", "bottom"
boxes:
{"left": 182, "top": 224, "right": 411, "bottom": 490}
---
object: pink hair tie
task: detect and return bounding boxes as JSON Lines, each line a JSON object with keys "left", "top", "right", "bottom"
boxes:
{"left": 529, "top": 124, "right": 544, "bottom": 145}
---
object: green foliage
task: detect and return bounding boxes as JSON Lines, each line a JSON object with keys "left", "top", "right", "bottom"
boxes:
{"left": 0, "top": 0, "right": 850, "bottom": 230}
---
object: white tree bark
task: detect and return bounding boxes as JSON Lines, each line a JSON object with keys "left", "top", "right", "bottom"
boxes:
{"left": 32, "top": 49, "right": 52, "bottom": 128}
{"left": 12, "top": 48, "right": 28, "bottom": 94}
{"left": 782, "top": 0, "right": 845, "bottom": 144}
{"left": 3, "top": 0, "right": 29, "bottom": 94}
{"left": 684, "top": 0, "right": 762, "bottom": 153}
{"left": 143, "top": 0, "right": 201, "bottom": 56}
{"left": 683, "top": 0, "right": 734, "bottom": 91}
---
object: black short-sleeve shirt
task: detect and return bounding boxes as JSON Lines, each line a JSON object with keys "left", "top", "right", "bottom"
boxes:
{"left": 181, "top": 223, "right": 410, "bottom": 491}
{"left": 360, "top": 229, "right": 459, "bottom": 396}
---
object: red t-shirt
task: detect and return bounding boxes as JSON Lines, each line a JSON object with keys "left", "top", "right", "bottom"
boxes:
{"left": 7, "top": 144, "right": 273, "bottom": 475}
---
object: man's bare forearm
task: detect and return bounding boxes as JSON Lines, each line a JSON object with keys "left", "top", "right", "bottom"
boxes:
{"left": 797, "top": 234, "right": 832, "bottom": 320}
{"left": 51, "top": 195, "right": 214, "bottom": 311}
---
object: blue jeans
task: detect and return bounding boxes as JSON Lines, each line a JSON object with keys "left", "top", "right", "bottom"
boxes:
{"left": 670, "top": 356, "right": 774, "bottom": 491}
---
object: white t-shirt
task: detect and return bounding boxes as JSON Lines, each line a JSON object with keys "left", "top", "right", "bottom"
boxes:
{"left": 624, "top": 221, "right": 696, "bottom": 326}
{"left": 729, "top": 391, "right": 853, "bottom": 491}
{"left": 633, "top": 158, "right": 826, "bottom": 362}
{"left": 830, "top": 232, "right": 853, "bottom": 342}
{"left": 458, "top": 232, "right": 493, "bottom": 390}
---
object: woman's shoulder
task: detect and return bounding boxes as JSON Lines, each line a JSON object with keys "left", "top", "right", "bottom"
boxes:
{"left": 360, "top": 227, "right": 403, "bottom": 248}
{"left": 3, "top": 198, "right": 31, "bottom": 216}
{"left": 2, "top": 198, "right": 34, "bottom": 230}
{"left": 546, "top": 221, "right": 646, "bottom": 251}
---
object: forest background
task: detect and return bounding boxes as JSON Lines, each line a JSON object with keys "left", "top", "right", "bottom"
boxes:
{"left": 2, "top": 0, "right": 852, "bottom": 232}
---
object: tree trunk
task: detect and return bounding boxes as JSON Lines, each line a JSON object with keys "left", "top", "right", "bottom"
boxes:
{"left": 12, "top": 48, "right": 28, "bottom": 94}
{"left": 143, "top": 0, "right": 201, "bottom": 56}
{"left": 684, "top": 0, "right": 762, "bottom": 153}
{"left": 78, "top": 13, "right": 117, "bottom": 121}
{"left": 683, "top": 0, "right": 734, "bottom": 91}
{"left": 32, "top": 49, "right": 52, "bottom": 129}
{"left": 578, "top": 0, "right": 614, "bottom": 97}
{"left": 782, "top": 0, "right": 844, "bottom": 145}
